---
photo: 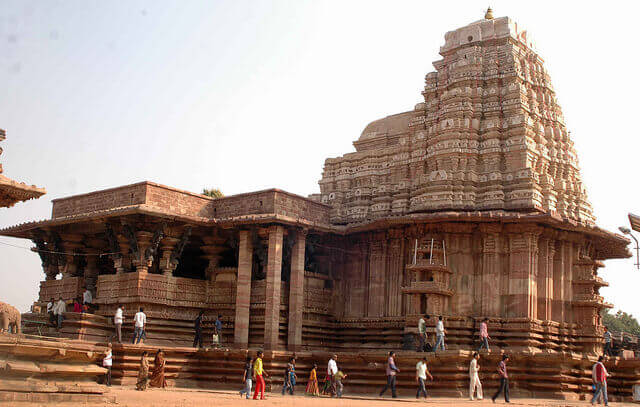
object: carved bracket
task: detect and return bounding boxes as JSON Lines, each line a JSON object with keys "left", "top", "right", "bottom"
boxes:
{"left": 145, "top": 222, "right": 166, "bottom": 261}
{"left": 31, "top": 231, "right": 50, "bottom": 267}
{"left": 105, "top": 223, "right": 121, "bottom": 259}
{"left": 122, "top": 222, "right": 139, "bottom": 259}
{"left": 170, "top": 226, "right": 192, "bottom": 266}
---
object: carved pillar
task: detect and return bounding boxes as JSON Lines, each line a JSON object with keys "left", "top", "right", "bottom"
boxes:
{"left": 480, "top": 225, "right": 502, "bottom": 316}
{"left": 234, "top": 230, "right": 253, "bottom": 347}
{"left": 264, "top": 225, "right": 284, "bottom": 350}
{"left": 287, "top": 229, "right": 306, "bottom": 350}
{"left": 84, "top": 252, "right": 100, "bottom": 294}
{"left": 131, "top": 231, "right": 154, "bottom": 273}
{"left": 159, "top": 237, "right": 180, "bottom": 276}
{"left": 114, "top": 234, "right": 131, "bottom": 274}
{"left": 505, "top": 226, "right": 540, "bottom": 319}
{"left": 552, "top": 240, "right": 566, "bottom": 323}
{"left": 202, "top": 235, "right": 227, "bottom": 281}
{"left": 537, "top": 238, "right": 555, "bottom": 321}
{"left": 58, "top": 234, "right": 84, "bottom": 279}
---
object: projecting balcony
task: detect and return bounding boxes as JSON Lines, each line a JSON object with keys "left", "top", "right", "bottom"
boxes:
{"left": 401, "top": 281, "right": 454, "bottom": 296}
{"left": 406, "top": 262, "right": 452, "bottom": 274}
{"left": 572, "top": 294, "right": 613, "bottom": 308}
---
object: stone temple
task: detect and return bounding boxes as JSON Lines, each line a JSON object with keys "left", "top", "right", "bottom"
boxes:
{"left": 1, "top": 11, "right": 638, "bottom": 401}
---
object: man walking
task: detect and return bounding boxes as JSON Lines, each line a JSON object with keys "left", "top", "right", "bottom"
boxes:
{"left": 478, "top": 318, "right": 490, "bottom": 351}
{"left": 327, "top": 354, "right": 338, "bottom": 396}
{"left": 603, "top": 326, "right": 613, "bottom": 356}
{"left": 47, "top": 297, "right": 55, "bottom": 327}
{"left": 591, "top": 356, "right": 610, "bottom": 406}
{"left": 469, "top": 352, "right": 483, "bottom": 400}
{"left": 434, "top": 315, "right": 446, "bottom": 352}
{"left": 418, "top": 314, "right": 429, "bottom": 352}
{"left": 54, "top": 297, "right": 66, "bottom": 330}
{"left": 416, "top": 356, "right": 432, "bottom": 399}
{"left": 379, "top": 351, "right": 400, "bottom": 398}
{"left": 491, "top": 354, "right": 510, "bottom": 403}
{"left": 132, "top": 307, "right": 147, "bottom": 345}
{"left": 114, "top": 304, "right": 124, "bottom": 343}
{"left": 193, "top": 310, "right": 204, "bottom": 348}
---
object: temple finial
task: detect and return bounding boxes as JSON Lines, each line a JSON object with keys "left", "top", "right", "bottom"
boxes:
{"left": 484, "top": 7, "right": 494, "bottom": 20}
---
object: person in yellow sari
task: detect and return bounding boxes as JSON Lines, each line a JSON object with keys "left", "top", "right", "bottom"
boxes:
{"left": 306, "top": 363, "right": 320, "bottom": 396}
{"left": 136, "top": 351, "right": 149, "bottom": 391}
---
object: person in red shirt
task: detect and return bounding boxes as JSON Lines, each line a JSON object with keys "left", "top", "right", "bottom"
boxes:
{"left": 591, "top": 356, "right": 609, "bottom": 406}
{"left": 73, "top": 297, "right": 82, "bottom": 313}
{"left": 491, "top": 354, "right": 510, "bottom": 403}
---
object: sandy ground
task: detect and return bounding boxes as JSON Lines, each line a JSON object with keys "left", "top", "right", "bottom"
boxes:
{"left": 5, "top": 388, "right": 637, "bottom": 407}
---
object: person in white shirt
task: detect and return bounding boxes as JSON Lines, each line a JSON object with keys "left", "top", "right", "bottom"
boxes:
{"left": 469, "top": 352, "right": 483, "bottom": 400}
{"left": 46, "top": 298, "right": 55, "bottom": 327}
{"left": 54, "top": 297, "right": 66, "bottom": 330}
{"left": 416, "top": 356, "right": 433, "bottom": 399}
{"left": 83, "top": 288, "right": 93, "bottom": 311}
{"left": 114, "top": 305, "right": 124, "bottom": 343}
{"left": 327, "top": 354, "right": 338, "bottom": 396}
{"left": 103, "top": 343, "right": 113, "bottom": 386}
{"left": 132, "top": 307, "right": 147, "bottom": 345}
{"left": 418, "top": 314, "right": 430, "bottom": 352}
{"left": 434, "top": 315, "right": 446, "bottom": 353}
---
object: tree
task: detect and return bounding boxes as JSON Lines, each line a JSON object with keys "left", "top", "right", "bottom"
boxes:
{"left": 602, "top": 309, "right": 640, "bottom": 335}
{"left": 202, "top": 188, "right": 224, "bottom": 198}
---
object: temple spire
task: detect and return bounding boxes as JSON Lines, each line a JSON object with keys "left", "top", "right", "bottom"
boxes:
{"left": 484, "top": 6, "right": 494, "bottom": 20}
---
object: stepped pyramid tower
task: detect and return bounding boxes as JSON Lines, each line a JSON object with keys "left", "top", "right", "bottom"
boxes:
{"left": 318, "top": 13, "right": 594, "bottom": 226}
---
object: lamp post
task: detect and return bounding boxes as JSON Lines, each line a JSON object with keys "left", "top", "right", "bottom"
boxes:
{"left": 618, "top": 227, "right": 640, "bottom": 269}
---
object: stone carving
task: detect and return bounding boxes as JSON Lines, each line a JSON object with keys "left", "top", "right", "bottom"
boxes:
{"left": 170, "top": 226, "right": 191, "bottom": 267}
{"left": 121, "top": 222, "right": 139, "bottom": 259}
{"left": 104, "top": 223, "right": 121, "bottom": 259}
{"left": 145, "top": 223, "right": 166, "bottom": 262}
{"left": 0, "top": 301, "right": 21, "bottom": 333}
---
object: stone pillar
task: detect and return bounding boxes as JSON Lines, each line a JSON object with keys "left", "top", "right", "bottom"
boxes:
{"left": 234, "top": 230, "right": 253, "bottom": 347}
{"left": 287, "top": 229, "right": 306, "bottom": 350}
{"left": 505, "top": 226, "right": 540, "bottom": 319}
{"left": 264, "top": 225, "right": 284, "bottom": 350}
{"left": 159, "top": 237, "right": 180, "bottom": 276}
{"left": 132, "top": 231, "right": 154, "bottom": 273}
{"left": 58, "top": 234, "right": 84, "bottom": 279}
{"left": 480, "top": 225, "right": 502, "bottom": 316}
{"left": 202, "top": 235, "right": 227, "bottom": 281}
{"left": 114, "top": 234, "right": 131, "bottom": 274}
{"left": 537, "top": 238, "right": 555, "bottom": 321}
{"left": 84, "top": 253, "right": 100, "bottom": 294}
{"left": 552, "top": 240, "right": 566, "bottom": 323}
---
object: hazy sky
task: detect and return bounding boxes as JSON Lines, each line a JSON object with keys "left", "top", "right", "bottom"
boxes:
{"left": 1, "top": 0, "right": 639, "bottom": 314}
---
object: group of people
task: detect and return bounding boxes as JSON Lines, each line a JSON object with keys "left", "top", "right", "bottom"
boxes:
{"left": 417, "top": 314, "right": 491, "bottom": 353}
{"left": 193, "top": 310, "right": 223, "bottom": 349}
{"left": 45, "top": 287, "right": 94, "bottom": 329}
{"left": 102, "top": 345, "right": 168, "bottom": 390}
{"left": 111, "top": 304, "right": 148, "bottom": 344}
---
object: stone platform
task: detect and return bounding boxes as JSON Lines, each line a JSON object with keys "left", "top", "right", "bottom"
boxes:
{"left": 108, "top": 343, "right": 640, "bottom": 401}
{"left": 0, "top": 333, "right": 114, "bottom": 403}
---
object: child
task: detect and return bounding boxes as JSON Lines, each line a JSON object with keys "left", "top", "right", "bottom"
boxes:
{"left": 212, "top": 327, "right": 220, "bottom": 348}
{"left": 239, "top": 355, "right": 253, "bottom": 399}
{"left": 305, "top": 363, "right": 320, "bottom": 396}
{"left": 103, "top": 343, "right": 113, "bottom": 386}
{"left": 334, "top": 367, "right": 347, "bottom": 398}
{"left": 282, "top": 356, "right": 296, "bottom": 395}
{"left": 73, "top": 297, "right": 82, "bottom": 313}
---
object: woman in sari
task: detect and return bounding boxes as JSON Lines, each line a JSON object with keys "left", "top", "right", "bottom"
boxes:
{"left": 135, "top": 351, "right": 149, "bottom": 391}
{"left": 305, "top": 363, "right": 320, "bottom": 396}
{"left": 149, "top": 349, "right": 167, "bottom": 388}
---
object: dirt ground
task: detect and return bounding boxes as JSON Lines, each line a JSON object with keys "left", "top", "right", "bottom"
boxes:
{"left": 5, "top": 388, "right": 637, "bottom": 407}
